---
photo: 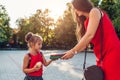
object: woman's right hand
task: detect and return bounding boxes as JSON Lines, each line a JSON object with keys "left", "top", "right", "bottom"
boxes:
{"left": 61, "top": 50, "right": 75, "bottom": 60}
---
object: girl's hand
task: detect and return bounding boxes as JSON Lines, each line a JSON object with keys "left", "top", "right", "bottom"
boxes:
{"left": 32, "top": 67, "right": 40, "bottom": 71}
{"left": 33, "top": 64, "right": 41, "bottom": 71}
{"left": 61, "top": 50, "right": 75, "bottom": 60}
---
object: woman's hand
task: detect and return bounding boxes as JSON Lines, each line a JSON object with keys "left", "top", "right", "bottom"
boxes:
{"left": 61, "top": 50, "right": 75, "bottom": 60}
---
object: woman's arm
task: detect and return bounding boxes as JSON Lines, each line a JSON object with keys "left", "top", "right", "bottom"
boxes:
{"left": 62, "top": 8, "right": 102, "bottom": 59}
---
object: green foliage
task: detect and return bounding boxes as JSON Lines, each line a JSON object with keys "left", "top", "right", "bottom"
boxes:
{"left": 0, "top": 5, "right": 12, "bottom": 43}
{"left": 112, "top": 0, "right": 120, "bottom": 38}
{"left": 16, "top": 9, "right": 55, "bottom": 48}
{"left": 16, "top": 3, "right": 77, "bottom": 49}
{"left": 91, "top": 0, "right": 99, "bottom": 6}
{"left": 54, "top": 3, "right": 77, "bottom": 49}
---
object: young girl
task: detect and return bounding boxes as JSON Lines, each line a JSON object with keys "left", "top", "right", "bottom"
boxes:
{"left": 23, "top": 32, "right": 54, "bottom": 80}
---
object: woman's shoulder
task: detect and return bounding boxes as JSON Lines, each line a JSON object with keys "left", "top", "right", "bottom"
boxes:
{"left": 90, "top": 7, "right": 101, "bottom": 14}
{"left": 90, "top": 7, "right": 103, "bottom": 18}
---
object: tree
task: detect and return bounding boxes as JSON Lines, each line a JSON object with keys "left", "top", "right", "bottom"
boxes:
{"left": 112, "top": 0, "right": 120, "bottom": 38}
{"left": 0, "top": 5, "right": 12, "bottom": 47}
{"left": 16, "top": 9, "right": 54, "bottom": 48}
{"left": 54, "top": 3, "right": 77, "bottom": 49}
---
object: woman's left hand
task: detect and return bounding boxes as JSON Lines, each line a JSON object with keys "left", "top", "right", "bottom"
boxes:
{"left": 61, "top": 50, "right": 75, "bottom": 60}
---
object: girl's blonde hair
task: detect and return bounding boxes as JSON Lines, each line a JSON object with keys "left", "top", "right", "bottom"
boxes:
{"left": 25, "top": 32, "right": 43, "bottom": 48}
{"left": 72, "top": 0, "right": 94, "bottom": 41}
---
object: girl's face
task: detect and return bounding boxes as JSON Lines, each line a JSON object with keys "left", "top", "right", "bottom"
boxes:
{"left": 34, "top": 41, "right": 42, "bottom": 52}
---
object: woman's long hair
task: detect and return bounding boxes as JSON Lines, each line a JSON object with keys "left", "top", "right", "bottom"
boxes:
{"left": 72, "top": 0, "right": 93, "bottom": 41}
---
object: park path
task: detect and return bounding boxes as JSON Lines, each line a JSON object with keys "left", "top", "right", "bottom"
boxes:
{"left": 0, "top": 50, "right": 95, "bottom": 80}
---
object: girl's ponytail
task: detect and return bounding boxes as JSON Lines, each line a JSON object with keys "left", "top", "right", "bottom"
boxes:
{"left": 25, "top": 32, "right": 33, "bottom": 43}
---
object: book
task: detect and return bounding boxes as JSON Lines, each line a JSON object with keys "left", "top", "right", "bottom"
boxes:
{"left": 50, "top": 53, "right": 65, "bottom": 59}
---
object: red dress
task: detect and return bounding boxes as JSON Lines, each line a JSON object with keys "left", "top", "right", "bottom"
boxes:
{"left": 28, "top": 52, "right": 43, "bottom": 76}
{"left": 84, "top": 11, "right": 120, "bottom": 80}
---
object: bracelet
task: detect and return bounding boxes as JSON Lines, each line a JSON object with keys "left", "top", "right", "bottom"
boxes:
{"left": 74, "top": 51, "right": 77, "bottom": 55}
{"left": 70, "top": 50, "right": 77, "bottom": 55}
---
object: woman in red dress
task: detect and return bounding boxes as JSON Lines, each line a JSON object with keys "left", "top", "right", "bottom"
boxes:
{"left": 61, "top": 0, "right": 120, "bottom": 80}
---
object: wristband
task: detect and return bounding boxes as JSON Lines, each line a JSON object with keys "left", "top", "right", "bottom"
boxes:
{"left": 70, "top": 49, "right": 77, "bottom": 55}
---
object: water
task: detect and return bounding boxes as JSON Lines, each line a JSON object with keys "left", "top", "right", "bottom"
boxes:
{"left": 0, "top": 50, "right": 96, "bottom": 80}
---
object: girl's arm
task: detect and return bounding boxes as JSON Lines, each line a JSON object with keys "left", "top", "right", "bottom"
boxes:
{"left": 62, "top": 8, "right": 102, "bottom": 59}
{"left": 23, "top": 54, "right": 40, "bottom": 73}
{"left": 42, "top": 54, "right": 53, "bottom": 66}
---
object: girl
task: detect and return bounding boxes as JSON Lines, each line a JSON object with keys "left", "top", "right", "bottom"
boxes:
{"left": 61, "top": 0, "right": 120, "bottom": 80}
{"left": 23, "top": 32, "right": 54, "bottom": 80}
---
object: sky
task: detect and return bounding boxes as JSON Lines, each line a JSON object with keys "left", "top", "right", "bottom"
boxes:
{"left": 0, "top": 0, "right": 72, "bottom": 28}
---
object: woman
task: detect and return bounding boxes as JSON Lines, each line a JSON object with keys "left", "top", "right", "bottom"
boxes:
{"left": 61, "top": 0, "right": 120, "bottom": 80}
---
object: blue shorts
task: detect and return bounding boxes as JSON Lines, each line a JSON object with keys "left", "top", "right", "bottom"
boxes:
{"left": 24, "top": 75, "right": 43, "bottom": 80}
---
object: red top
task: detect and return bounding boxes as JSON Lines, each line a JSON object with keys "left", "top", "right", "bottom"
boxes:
{"left": 84, "top": 10, "right": 120, "bottom": 80}
{"left": 84, "top": 10, "right": 120, "bottom": 65}
{"left": 28, "top": 52, "right": 43, "bottom": 76}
